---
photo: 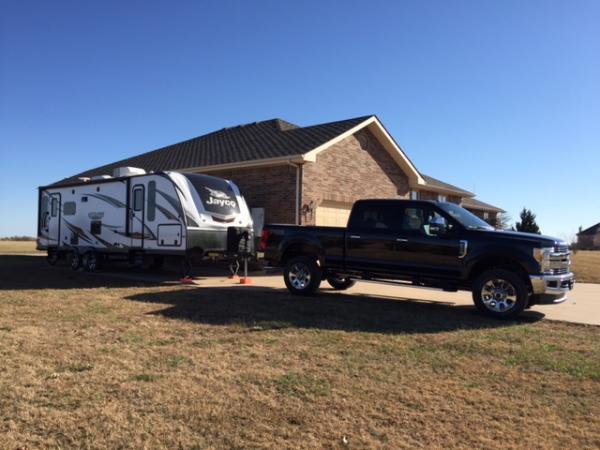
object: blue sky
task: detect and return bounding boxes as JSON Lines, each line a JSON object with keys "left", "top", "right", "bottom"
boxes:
{"left": 1, "top": 0, "right": 598, "bottom": 240}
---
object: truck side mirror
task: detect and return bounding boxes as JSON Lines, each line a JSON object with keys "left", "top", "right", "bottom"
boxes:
{"left": 428, "top": 216, "right": 447, "bottom": 236}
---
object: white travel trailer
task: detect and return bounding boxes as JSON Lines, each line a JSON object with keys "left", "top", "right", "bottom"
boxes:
{"left": 37, "top": 167, "right": 254, "bottom": 271}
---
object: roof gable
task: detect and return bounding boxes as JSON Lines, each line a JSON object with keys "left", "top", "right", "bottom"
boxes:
{"left": 578, "top": 222, "right": 600, "bottom": 236}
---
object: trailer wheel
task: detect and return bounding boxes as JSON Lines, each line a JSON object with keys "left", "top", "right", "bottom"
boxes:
{"left": 69, "top": 252, "right": 81, "bottom": 271}
{"left": 326, "top": 275, "right": 356, "bottom": 290}
{"left": 47, "top": 249, "right": 59, "bottom": 266}
{"left": 150, "top": 256, "right": 164, "bottom": 270}
{"left": 283, "top": 256, "right": 322, "bottom": 295}
{"left": 472, "top": 269, "right": 529, "bottom": 319}
{"left": 82, "top": 251, "right": 99, "bottom": 272}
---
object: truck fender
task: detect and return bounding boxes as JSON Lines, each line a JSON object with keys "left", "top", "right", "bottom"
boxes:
{"left": 278, "top": 233, "right": 325, "bottom": 267}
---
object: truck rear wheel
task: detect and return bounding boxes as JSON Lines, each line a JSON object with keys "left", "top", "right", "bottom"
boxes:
{"left": 326, "top": 275, "right": 356, "bottom": 290}
{"left": 472, "top": 269, "right": 529, "bottom": 319}
{"left": 283, "top": 256, "right": 322, "bottom": 295}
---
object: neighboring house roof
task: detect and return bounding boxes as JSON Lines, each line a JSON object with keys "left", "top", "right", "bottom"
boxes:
{"left": 55, "top": 115, "right": 427, "bottom": 186}
{"left": 461, "top": 197, "right": 505, "bottom": 213}
{"left": 577, "top": 222, "right": 600, "bottom": 236}
{"left": 421, "top": 174, "right": 474, "bottom": 197}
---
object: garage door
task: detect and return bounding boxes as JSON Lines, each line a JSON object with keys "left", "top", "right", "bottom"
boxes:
{"left": 315, "top": 202, "right": 353, "bottom": 227}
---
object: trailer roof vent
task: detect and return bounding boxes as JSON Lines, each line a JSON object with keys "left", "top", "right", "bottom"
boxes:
{"left": 113, "top": 167, "right": 147, "bottom": 178}
{"left": 77, "top": 177, "right": 91, "bottom": 182}
{"left": 91, "top": 175, "right": 112, "bottom": 181}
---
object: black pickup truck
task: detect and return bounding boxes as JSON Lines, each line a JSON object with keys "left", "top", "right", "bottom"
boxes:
{"left": 259, "top": 199, "right": 575, "bottom": 319}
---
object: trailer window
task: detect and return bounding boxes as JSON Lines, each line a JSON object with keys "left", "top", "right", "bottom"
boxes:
{"left": 51, "top": 198, "right": 58, "bottom": 217}
{"left": 63, "top": 201, "right": 76, "bottom": 216}
{"left": 133, "top": 188, "right": 143, "bottom": 211}
{"left": 90, "top": 221, "right": 102, "bottom": 235}
{"left": 147, "top": 181, "right": 156, "bottom": 222}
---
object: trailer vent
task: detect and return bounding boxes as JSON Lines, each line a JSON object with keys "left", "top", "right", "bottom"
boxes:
{"left": 113, "top": 167, "right": 146, "bottom": 178}
{"left": 91, "top": 175, "right": 112, "bottom": 180}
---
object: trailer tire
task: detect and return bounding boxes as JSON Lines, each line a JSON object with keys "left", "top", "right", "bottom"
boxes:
{"left": 326, "top": 275, "right": 356, "bottom": 290}
{"left": 82, "top": 251, "right": 99, "bottom": 272}
{"left": 283, "top": 256, "right": 321, "bottom": 295}
{"left": 70, "top": 252, "right": 81, "bottom": 271}
{"left": 472, "top": 269, "right": 529, "bottom": 319}
{"left": 150, "top": 256, "right": 164, "bottom": 270}
{"left": 47, "top": 249, "right": 59, "bottom": 266}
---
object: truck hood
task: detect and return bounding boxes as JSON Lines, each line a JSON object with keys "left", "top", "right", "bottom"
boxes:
{"left": 473, "top": 229, "right": 565, "bottom": 247}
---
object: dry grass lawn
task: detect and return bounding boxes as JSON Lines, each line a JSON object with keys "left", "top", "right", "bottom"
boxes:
{"left": 571, "top": 250, "right": 600, "bottom": 283}
{"left": 0, "top": 240, "right": 41, "bottom": 254}
{"left": 0, "top": 242, "right": 598, "bottom": 448}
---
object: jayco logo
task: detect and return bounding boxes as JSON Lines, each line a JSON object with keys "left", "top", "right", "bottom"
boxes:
{"left": 205, "top": 187, "right": 237, "bottom": 208}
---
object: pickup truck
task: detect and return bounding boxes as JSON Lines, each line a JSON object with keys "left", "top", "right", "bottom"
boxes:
{"left": 259, "top": 199, "right": 575, "bottom": 319}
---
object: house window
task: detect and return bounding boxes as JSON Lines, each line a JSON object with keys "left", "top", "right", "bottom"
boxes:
{"left": 410, "top": 191, "right": 418, "bottom": 200}
{"left": 63, "top": 201, "right": 76, "bottom": 216}
{"left": 438, "top": 194, "right": 447, "bottom": 202}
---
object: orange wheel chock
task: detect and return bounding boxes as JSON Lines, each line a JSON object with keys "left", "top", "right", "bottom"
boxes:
{"left": 239, "top": 277, "right": 253, "bottom": 285}
{"left": 179, "top": 277, "right": 195, "bottom": 284}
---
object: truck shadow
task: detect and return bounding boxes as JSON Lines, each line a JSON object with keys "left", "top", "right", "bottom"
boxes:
{"left": 125, "top": 286, "right": 545, "bottom": 335}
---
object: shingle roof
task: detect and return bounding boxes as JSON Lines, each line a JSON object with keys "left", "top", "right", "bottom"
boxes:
{"left": 461, "top": 196, "right": 505, "bottom": 213}
{"left": 578, "top": 222, "right": 600, "bottom": 236}
{"left": 53, "top": 115, "right": 373, "bottom": 186}
{"left": 421, "top": 174, "right": 474, "bottom": 197}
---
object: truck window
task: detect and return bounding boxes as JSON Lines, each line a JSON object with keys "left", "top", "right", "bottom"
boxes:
{"left": 349, "top": 203, "right": 401, "bottom": 231}
{"left": 401, "top": 206, "right": 450, "bottom": 236}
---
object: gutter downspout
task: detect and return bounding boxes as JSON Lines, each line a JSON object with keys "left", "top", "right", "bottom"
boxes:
{"left": 286, "top": 161, "right": 302, "bottom": 225}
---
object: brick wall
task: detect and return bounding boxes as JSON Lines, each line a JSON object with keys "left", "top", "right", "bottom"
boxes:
{"left": 301, "top": 128, "right": 410, "bottom": 225}
{"left": 203, "top": 165, "right": 297, "bottom": 224}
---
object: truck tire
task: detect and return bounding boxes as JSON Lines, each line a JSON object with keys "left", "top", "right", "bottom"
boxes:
{"left": 283, "top": 256, "right": 322, "bottom": 295}
{"left": 82, "top": 251, "right": 99, "bottom": 272}
{"left": 472, "top": 269, "right": 529, "bottom": 319}
{"left": 326, "top": 275, "right": 356, "bottom": 290}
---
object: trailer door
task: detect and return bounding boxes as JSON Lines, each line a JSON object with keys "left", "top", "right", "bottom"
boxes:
{"left": 130, "top": 184, "right": 145, "bottom": 248}
{"left": 48, "top": 193, "right": 61, "bottom": 246}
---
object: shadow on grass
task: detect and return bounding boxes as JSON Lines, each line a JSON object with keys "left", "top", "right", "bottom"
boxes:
{"left": 125, "top": 285, "right": 544, "bottom": 334}
{"left": 0, "top": 255, "right": 177, "bottom": 290}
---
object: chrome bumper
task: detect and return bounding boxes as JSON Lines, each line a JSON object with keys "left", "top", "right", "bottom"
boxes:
{"left": 530, "top": 272, "right": 575, "bottom": 295}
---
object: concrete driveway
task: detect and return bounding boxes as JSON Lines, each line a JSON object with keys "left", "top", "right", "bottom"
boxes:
{"left": 177, "top": 273, "right": 599, "bottom": 326}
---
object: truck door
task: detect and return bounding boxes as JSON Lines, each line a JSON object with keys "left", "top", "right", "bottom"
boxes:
{"left": 130, "top": 184, "right": 145, "bottom": 248}
{"left": 345, "top": 201, "right": 404, "bottom": 274}
{"left": 394, "top": 204, "right": 463, "bottom": 278}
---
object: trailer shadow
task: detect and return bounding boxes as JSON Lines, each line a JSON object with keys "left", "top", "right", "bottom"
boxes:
{"left": 125, "top": 285, "right": 545, "bottom": 335}
{"left": 0, "top": 255, "right": 182, "bottom": 290}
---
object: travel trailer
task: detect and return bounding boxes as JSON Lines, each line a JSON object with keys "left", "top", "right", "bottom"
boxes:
{"left": 37, "top": 167, "right": 254, "bottom": 271}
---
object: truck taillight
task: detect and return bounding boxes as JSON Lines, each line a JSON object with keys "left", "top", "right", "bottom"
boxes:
{"left": 258, "top": 230, "right": 269, "bottom": 252}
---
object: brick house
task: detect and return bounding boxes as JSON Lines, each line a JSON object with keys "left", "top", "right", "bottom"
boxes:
{"left": 57, "top": 115, "right": 503, "bottom": 229}
{"left": 577, "top": 223, "right": 600, "bottom": 250}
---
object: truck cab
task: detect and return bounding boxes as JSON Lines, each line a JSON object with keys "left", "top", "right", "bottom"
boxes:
{"left": 261, "top": 199, "right": 575, "bottom": 319}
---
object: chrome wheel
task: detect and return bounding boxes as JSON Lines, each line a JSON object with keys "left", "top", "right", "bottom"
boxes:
{"left": 83, "top": 252, "right": 97, "bottom": 271}
{"left": 70, "top": 252, "right": 81, "bottom": 270}
{"left": 288, "top": 262, "right": 311, "bottom": 290}
{"left": 480, "top": 279, "right": 517, "bottom": 313}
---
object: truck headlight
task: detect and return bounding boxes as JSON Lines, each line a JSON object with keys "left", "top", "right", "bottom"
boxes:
{"left": 533, "top": 247, "right": 554, "bottom": 273}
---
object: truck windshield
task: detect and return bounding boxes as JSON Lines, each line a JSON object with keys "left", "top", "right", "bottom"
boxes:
{"left": 182, "top": 173, "right": 240, "bottom": 217}
{"left": 437, "top": 202, "right": 495, "bottom": 231}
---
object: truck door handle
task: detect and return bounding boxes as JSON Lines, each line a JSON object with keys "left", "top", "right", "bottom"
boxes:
{"left": 349, "top": 235, "right": 361, "bottom": 239}
{"left": 395, "top": 238, "right": 408, "bottom": 243}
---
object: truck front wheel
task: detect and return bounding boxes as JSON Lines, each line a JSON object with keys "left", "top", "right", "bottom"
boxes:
{"left": 283, "top": 256, "right": 322, "bottom": 295}
{"left": 472, "top": 269, "right": 529, "bottom": 319}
